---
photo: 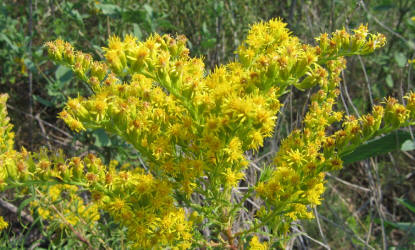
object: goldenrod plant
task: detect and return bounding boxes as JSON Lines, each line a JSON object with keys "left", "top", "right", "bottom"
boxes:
{"left": 1, "top": 18, "right": 414, "bottom": 248}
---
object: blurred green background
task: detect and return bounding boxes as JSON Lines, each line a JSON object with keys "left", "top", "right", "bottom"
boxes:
{"left": 1, "top": 0, "right": 415, "bottom": 248}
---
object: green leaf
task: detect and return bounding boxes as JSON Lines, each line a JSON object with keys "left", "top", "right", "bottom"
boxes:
{"left": 92, "top": 129, "right": 111, "bottom": 147}
{"left": 70, "top": 9, "right": 84, "bottom": 24}
{"left": 401, "top": 139, "right": 415, "bottom": 151}
{"left": 407, "top": 41, "right": 415, "bottom": 50}
{"left": 374, "top": 217, "right": 415, "bottom": 235}
{"left": 258, "top": 164, "right": 274, "bottom": 183}
{"left": 24, "top": 58, "right": 36, "bottom": 72}
{"left": 0, "top": 33, "right": 18, "bottom": 51}
{"left": 143, "top": 4, "right": 153, "bottom": 17}
{"left": 373, "top": 4, "right": 394, "bottom": 11}
{"left": 386, "top": 74, "right": 394, "bottom": 88}
{"left": 133, "top": 23, "right": 142, "bottom": 39}
{"left": 95, "top": 3, "right": 121, "bottom": 17}
{"left": 397, "top": 198, "right": 415, "bottom": 214}
{"left": 383, "top": 221, "right": 415, "bottom": 234}
{"left": 341, "top": 131, "right": 412, "bottom": 164}
{"left": 17, "top": 195, "right": 36, "bottom": 222}
{"left": 201, "top": 38, "right": 217, "bottom": 49}
{"left": 394, "top": 52, "right": 407, "bottom": 67}
{"left": 55, "top": 65, "right": 72, "bottom": 83}
{"left": 33, "top": 95, "right": 54, "bottom": 107}
{"left": 202, "top": 22, "right": 209, "bottom": 34}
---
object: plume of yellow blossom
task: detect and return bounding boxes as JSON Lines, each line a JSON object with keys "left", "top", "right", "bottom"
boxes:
{"left": 2, "top": 18, "right": 415, "bottom": 248}
{"left": 0, "top": 216, "right": 8, "bottom": 231}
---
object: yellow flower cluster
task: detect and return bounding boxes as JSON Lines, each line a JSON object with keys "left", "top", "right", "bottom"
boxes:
{"left": 249, "top": 235, "right": 269, "bottom": 250}
{"left": 316, "top": 24, "right": 386, "bottom": 59}
{"left": 0, "top": 216, "right": 8, "bottom": 231}
{"left": 45, "top": 29, "right": 285, "bottom": 198}
{"left": 251, "top": 20, "right": 411, "bottom": 237}
{"left": 30, "top": 184, "right": 100, "bottom": 228}
{"left": 0, "top": 152, "right": 192, "bottom": 247}
{"left": 0, "top": 94, "right": 14, "bottom": 154}
{"left": 255, "top": 54, "right": 345, "bottom": 225}
{"left": 1, "top": 18, "right": 414, "bottom": 248}
{"left": 0, "top": 95, "right": 191, "bottom": 248}
{"left": 0, "top": 93, "right": 18, "bottom": 191}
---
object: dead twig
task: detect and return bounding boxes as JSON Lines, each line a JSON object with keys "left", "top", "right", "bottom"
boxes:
{"left": 0, "top": 197, "right": 34, "bottom": 223}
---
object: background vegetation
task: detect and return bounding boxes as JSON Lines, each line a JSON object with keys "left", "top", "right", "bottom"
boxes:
{"left": 0, "top": 0, "right": 414, "bottom": 248}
